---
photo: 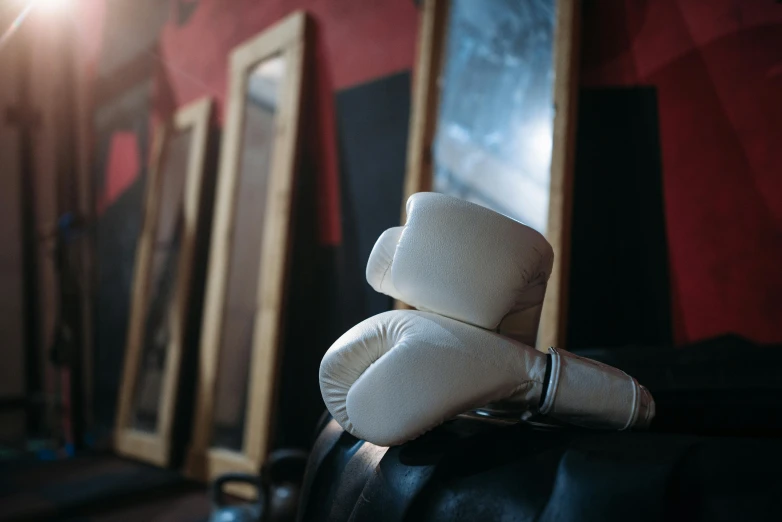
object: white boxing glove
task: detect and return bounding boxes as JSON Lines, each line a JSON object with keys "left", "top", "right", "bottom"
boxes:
{"left": 319, "top": 311, "right": 655, "bottom": 447}
{"left": 367, "top": 193, "right": 553, "bottom": 347}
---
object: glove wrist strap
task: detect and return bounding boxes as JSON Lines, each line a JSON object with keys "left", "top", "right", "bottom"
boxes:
{"left": 539, "top": 347, "right": 655, "bottom": 430}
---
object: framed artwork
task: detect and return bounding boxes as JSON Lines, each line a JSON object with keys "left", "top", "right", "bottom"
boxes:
{"left": 403, "top": 0, "right": 580, "bottom": 350}
{"left": 185, "top": 11, "right": 308, "bottom": 495}
{"left": 115, "top": 97, "right": 214, "bottom": 466}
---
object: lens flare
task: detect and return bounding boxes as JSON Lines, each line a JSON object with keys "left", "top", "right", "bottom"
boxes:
{"left": 0, "top": 1, "right": 35, "bottom": 51}
{"left": 0, "top": 0, "right": 71, "bottom": 52}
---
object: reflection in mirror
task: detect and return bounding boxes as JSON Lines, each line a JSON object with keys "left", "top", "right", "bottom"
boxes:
{"left": 212, "top": 54, "right": 287, "bottom": 451}
{"left": 132, "top": 128, "right": 193, "bottom": 432}
{"left": 433, "top": 0, "right": 556, "bottom": 233}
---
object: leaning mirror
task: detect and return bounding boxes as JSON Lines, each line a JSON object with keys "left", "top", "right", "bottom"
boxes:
{"left": 185, "top": 11, "right": 308, "bottom": 494}
{"left": 115, "top": 97, "right": 213, "bottom": 466}
{"left": 403, "top": 0, "right": 580, "bottom": 350}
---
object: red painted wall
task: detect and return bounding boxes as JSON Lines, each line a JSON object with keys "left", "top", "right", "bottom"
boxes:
{"left": 82, "top": 0, "right": 782, "bottom": 346}
{"left": 581, "top": 0, "right": 782, "bottom": 345}
{"left": 81, "top": 0, "right": 417, "bottom": 244}
{"left": 157, "top": 0, "right": 418, "bottom": 245}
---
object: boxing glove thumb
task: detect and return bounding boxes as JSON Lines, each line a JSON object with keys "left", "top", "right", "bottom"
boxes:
{"left": 366, "top": 193, "right": 554, "bottom": 347}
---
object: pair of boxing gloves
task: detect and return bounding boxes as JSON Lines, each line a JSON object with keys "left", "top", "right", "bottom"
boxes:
{"left": 319, "top": 193, "right": 655, "bottom": 446}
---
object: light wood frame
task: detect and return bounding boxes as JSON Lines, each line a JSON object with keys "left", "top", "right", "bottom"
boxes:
{"left": 402, "top": 0, "right": 581, "bottom": 350}
{"left": 115, "top": 97, "right": 214, "bottom": 466}
{"left": 185, "top": 11, "right": 308, "bottom": 493}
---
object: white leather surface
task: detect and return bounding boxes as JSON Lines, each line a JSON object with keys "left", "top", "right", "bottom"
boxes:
{"left": 319, "top": 310, "right": 547, "bottom": 446}
{"left": 323, "top": 191, "right": 656, "bottom": 446}
{"left": 366, "top": 193, "right": 554, "bottom": 347}
{"left": 365, "top": 226, "right": 405, "bottom": 302}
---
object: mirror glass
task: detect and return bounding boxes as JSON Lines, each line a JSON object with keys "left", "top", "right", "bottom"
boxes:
{"left": 433, "top": 0, "right": 556, "bottom": 233}
{"left": 212, "top": 54, "right": 287, "bottom": 451}
{"left": 132, "top": 127, "right": 193, "bottom": 432}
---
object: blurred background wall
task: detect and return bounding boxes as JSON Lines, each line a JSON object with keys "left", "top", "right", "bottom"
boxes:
{"left": 3, "top": 0, "right": 779, "bottom": 449}
{"left": 0, "top": 6, "right": 26, "bottom": 444}
{"left": 72, "top": 0, "right": 418, "bottom": 447}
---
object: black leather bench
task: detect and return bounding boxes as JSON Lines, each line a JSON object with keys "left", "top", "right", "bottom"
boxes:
{"left": 296, "top": 335, "right": 782, "bottom": 522}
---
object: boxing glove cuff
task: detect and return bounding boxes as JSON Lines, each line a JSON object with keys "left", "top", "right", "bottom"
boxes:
{"left": 539, "top": 348, "right": 655, "bottom": 430}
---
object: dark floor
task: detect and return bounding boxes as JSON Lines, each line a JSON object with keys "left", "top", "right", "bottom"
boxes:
{"left": 0, "top": 453, "right": 211, "bottom": 522}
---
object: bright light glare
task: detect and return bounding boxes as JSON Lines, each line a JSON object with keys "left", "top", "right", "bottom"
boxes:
{"left": 517, "top": 118, "right": 553, "bottom": 185}
{"left": 34, "top": 0, "right": 70, "bottom": 13}
{"left": 529, "top": 122, "right": 553, "bottom": 161}
{"left": 0, "top": 0, "right": 70, "bottom": 52}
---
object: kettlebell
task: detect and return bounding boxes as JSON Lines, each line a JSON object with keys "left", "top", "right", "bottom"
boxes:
{"left": 209, "top": 473, "right": 264, "bottom": 522}
{"left": 261, "top": 449, "right": 309, "bottom": 522}
{"left": 209, "top": 449, "right": 309, "bottom": 522}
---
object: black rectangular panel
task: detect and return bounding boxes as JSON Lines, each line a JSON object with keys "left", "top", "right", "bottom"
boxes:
{"left": 567, "top": 87, "right": 672, "bottom": 349}
{"left": 335, "top": 71, "right": 411, "bottom": 324}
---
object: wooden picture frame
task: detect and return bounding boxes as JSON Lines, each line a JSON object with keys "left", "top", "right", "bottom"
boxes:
{"left": 115, "top": 97, "right": 214, "bottom": 466}
{"left": 185, "top": 11, "right": 308, "bottom": 493}
{"left": 402, "top": 0, "right": 580, "bottom": 351}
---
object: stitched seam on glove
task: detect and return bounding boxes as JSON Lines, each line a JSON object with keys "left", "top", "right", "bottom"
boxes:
{"left": 377, "top": 226, "right": 405, "bottom": 296}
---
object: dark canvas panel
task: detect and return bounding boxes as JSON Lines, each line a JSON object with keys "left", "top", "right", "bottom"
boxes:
{"left": 567, "top": 87, "right": 672, "bottom": 349}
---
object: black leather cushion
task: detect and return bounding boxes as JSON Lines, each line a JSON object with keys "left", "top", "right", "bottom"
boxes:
{"left": 298, "top": 417, "right": 782, "bottom": 522}
{"left": 578, "top": 335, "right": 782, "bottom": 437}
{"left": 298, "top": 335, "right": 782, "bottom": 522}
